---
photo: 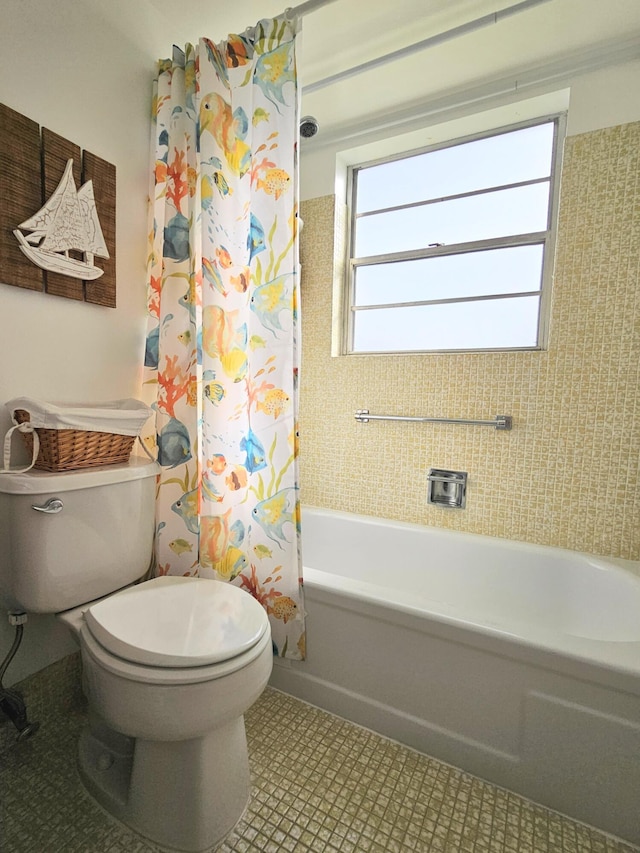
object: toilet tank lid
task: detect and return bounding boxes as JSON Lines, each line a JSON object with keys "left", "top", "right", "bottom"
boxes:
{"left": 85, "top": 577, "right": 269, "bottom": 668}
{"left": 0, "top": 458, "right": 159, "bottom": 494}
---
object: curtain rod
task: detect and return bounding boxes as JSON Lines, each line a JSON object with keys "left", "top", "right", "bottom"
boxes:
{"left": 302, "top": 0, "right": 553, "bottom": 95}
{"left": 285, "top": 0, "right": 341, "bottom": 18}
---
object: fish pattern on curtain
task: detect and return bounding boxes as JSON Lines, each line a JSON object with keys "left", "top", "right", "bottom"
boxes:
{"left": 143, "top": 15, "right": 305, "bottom": 660}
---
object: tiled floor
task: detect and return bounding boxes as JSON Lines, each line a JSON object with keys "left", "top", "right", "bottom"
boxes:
{"left": 0, "top": 662, "right": 637, "bottom": 853}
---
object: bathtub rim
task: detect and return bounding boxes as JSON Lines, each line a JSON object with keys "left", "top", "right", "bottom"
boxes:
{"left": 300, "top": 505, "right": 640, "bottom": 697}
{"left": 301, "top": 505, "right": 640, "bottom": 577}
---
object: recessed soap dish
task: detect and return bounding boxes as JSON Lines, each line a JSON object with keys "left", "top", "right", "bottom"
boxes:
{"left": 427, "top": 469, "right": 467, "bottom": 509}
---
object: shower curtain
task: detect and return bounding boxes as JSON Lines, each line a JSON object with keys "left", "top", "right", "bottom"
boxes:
{"left": 143, "top": 14, "right": 305, "bottom": 659}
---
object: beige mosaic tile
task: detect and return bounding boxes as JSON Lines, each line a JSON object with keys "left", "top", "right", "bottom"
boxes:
{"left": 298, "top": 121, "right": 640, "bottom": 561}
{"left": 0, "top": 669, "right": 637, "bottom": 852}
{"left": 0, "top": 652, "right": 82, "bottom": 756}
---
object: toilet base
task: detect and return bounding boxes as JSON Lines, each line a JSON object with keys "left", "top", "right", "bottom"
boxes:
{"left": 78, "top": 712, "right": 251, "bottom": 852}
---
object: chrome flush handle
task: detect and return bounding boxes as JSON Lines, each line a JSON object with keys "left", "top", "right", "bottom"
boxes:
{"left": 31, "top": 498, "right": 64, "bottom": 514}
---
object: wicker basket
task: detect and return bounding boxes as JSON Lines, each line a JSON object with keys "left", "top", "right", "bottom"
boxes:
{"left": 14, "top": 409, "right": 136, "bottom": 472}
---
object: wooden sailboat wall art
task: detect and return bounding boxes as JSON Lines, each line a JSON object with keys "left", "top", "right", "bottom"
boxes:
{"left": 14, "top": 157, "right": 109, "bottom": 280}
{"left": 0, "top": 103, "right": 116, "bottom": 307}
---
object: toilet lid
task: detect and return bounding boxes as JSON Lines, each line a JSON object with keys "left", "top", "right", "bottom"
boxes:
{"left": 84, "top": 577, "right": 269, "bottom": 668}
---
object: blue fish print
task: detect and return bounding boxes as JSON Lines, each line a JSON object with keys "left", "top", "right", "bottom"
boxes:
{"left": 253, "top": 42, "right": 295, "bottom": 112}
{"left": 240, "top": 427, "right": 267, "bottom": 473}
{"left": 158, "top": 417, "right": 192, "bottom": 468}
{"left": 146, "top": 314, "right": 174, "bottom": 368}
{"left": 230, "top": 519, "right": 245, "bottom": 547}
{"left": 201, "top": 471, "right": 223, "bottom": 504}
{"left": 171, "top": 488, "right": 199, "bottom": 534}
{"left": 232, "top": 106, "right": 249, "bottom": 138}
{"left": 202, "top": 256, "right": 224, "bottom": 295}
{"left": 144, "top": 326, "right": 159, "bottom": 368}
{"left": 250, "top": 274, "right": 292, "bottom": 336}
{"left": 178, "top": 285, "right": 197, "bottom": 324}
{"left": 202, "top": 38, "right": 230, "bottom": 89}
{"left": 164, "top": 212, "right": 190, "bottom": 262}
{"left": 251, "top": 487, "right": 297, "bottom": 549}
{"left": 247, "top": 213, "right": 265, "bottom": 263}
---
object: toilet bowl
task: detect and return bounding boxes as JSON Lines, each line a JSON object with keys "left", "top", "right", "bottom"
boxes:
{"left": 68, "top": 577, "right": 273, "bottom": 851}
{"left": 0, "top": 461, "right": 273, "bottom": 852}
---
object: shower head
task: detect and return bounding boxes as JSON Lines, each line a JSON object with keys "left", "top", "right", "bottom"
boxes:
{"left": 300, "top": 116, "right": 319, "bottom": 139}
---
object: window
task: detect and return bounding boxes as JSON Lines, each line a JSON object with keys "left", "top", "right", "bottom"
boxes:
{"left": 344, "top": 116, "right": 565, "bottom": 354}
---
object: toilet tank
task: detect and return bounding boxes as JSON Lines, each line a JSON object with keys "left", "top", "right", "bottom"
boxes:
{"left": 0, "top": 459, "right": 159, "bottom": 614}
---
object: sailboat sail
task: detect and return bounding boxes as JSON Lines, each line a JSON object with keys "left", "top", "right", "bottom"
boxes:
{"left": 40, "top": 164, "right": 87, "bottom": 254}
{"left": 14, "top": 157, "right": 109, "bottom": 280}
{"left": 77, "top": 180, "right": 109, "bottom": 258}
{"left": 18, "top": 158, "right": 74, "bottom": 235}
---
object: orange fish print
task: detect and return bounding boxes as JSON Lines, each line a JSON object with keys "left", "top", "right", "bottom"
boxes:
{"left": 288, "top": 426, "right": 300, "bottom": 456}
{"left": 187, "top": 165, "right": 197, "bottom": 198}
{"left": 202, "top": 305, "right": 248, "bottom": 382}
{"left": 154, "top": 160, "right": 167, "bottom": 183}
{"left": 256, "top": 168, "right": 291, "bottom": 201}
{"left": 207, "top": 454, "right": 227, "bottom": 475}
{"left": 199, "top": 92, "right": 251, "bottom": 178}
{"left": 230, "top": 268, "right": 249, "bottom": 293}
{"left": 216, "top": 246, "right": 233, "bottom": 269}
{"left": 226, "top": 35, "right": 250, "bottom": 68}
{"left": 200, "top": 510, "right": 245, "bottom": 570}
{"left": 269, "top": 595, "right": 298, "bottom": 624}
{"left": 256, "top": 388, "right": 290, "bottom": 419}
{"left": 200, "top": 510, "right": 232, "bottom": 569}
{"left": 225, "top": 466, "right": 247, "bottom": 491}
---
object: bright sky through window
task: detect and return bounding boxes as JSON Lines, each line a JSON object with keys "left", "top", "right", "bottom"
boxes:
{"left": 346, "top": 118, "right": 562, "bottom": 354}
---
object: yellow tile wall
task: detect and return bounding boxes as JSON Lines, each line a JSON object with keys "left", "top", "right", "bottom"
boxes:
{"left": 298, "top": 121, "right": 640, "bottom": 560}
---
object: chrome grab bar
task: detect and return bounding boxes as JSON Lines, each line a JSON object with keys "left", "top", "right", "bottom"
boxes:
{"left": 355, "top": 410, "right": 512, "bottom": 430}
{"left": 31, "top": 498, "right": 64, "bottom": 514}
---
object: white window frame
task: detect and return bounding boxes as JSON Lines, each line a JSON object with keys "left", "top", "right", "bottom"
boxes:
{"left": 343, "top": 113, "right": 566, "bottom": 355}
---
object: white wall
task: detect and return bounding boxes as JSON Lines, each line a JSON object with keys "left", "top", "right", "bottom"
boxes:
{"left": 0, "top": 0, "right": 169, "bottom": 684}
{"left": 0, "top": 0, "right": 162, "bottom": 416}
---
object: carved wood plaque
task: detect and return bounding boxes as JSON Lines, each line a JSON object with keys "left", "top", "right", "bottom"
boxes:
{"left": 0, "top": 103, "right": 116, "bottom": 307}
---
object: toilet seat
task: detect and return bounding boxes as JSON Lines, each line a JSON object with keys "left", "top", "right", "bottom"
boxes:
{"left": 84, "top": 576, "right": 268, "bottom": 669}
{"left": 80, "top": 618, "right": 273, "bottom": 685}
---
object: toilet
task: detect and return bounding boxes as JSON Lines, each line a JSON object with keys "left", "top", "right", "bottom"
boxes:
{"left": 0, "top": 458, "right": 272, "bottom": 852}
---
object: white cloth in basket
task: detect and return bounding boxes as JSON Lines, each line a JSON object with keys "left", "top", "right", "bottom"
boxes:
{"left": 1, "top": 398, "right": 152, "bottom": 473}
{"left": 6, "top": 398, "right": 152, "bottom": 436}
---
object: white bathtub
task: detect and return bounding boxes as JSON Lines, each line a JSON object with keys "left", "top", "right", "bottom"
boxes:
{"left": 271, "top": 507, "right": 640, "bottom": 846}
